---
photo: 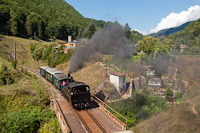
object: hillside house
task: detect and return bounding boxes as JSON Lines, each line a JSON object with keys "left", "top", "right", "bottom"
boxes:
{"left": 180, "top": 44, "right": 187, "bottom": 53}
{"left": 56, "top": 36, "right": 76, "bottom": 53}
{"left": 137, "top": 51, "right": 145, "bottom": 55}
{"left": 109, "top": 71, "right": 126, "bottom": 94}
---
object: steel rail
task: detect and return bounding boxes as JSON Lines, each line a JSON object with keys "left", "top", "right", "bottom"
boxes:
{"left": 73, "top": 109, "right": 92, "bottom": 133}
{"left": 85, "top": 110, "right": 108, "bottom": 133}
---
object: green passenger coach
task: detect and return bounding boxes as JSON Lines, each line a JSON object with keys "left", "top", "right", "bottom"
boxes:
{"left": 40, "top": 66, "right": 50, "bottom": 77}
{"left": 45, "top": 68, "right": 63, "bottom": 83}
{"left": 53, "top": 73, "right": 68, "bottom": 90}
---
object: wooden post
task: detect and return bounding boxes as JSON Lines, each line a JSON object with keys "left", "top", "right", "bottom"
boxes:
{"left": 14, "top": 43, "right": 16, "bottom": 60}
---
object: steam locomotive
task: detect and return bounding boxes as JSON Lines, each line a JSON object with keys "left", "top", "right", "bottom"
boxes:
{"left": 40, "top": 66, "right": 91, "bottom": 109}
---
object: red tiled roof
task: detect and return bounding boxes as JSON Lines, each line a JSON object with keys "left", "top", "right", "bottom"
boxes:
{"left": 109, "top": 71, "right": 126, "bottom": 76}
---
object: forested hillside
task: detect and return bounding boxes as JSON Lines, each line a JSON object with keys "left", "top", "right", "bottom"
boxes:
{"left": 0, "top": 0, "right": 106, "bottom": 40}
{"left": 167, "top": 18, "right": 200, "bottom": 54}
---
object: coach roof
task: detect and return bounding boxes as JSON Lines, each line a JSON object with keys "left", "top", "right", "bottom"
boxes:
{"left": 54, "top": 73, "right": 68, "bottom": 80}
{"left": 40, "top": 66, "right": 50, "bottom": 70}
{"left": 46, "top": 68, "right": 63, "bottom": 75}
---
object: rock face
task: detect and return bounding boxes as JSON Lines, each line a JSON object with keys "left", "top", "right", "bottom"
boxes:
{"left": 95, "top": 81, "right": 121, "bottom": 101}
{"left": 172, "top": 79, "right": 187, "bottom": 94}
{"left": 125, "top": 79, "right": 134, "bottom": 97}
{"left": 165, "top": 67, "right": 177, "bottom": 84}
{"left": 133, "top": 77, "right": 142, "bottom": 92}
{"left": 132, "top": 76, "right": 147, "bottom": 92}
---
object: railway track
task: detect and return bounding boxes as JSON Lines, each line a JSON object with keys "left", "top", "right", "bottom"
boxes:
{"left": 23, "top": 66, "right": 112, "bottom": 133}
{"left": 23, "top": 66, "right": 40, "bottom": 75}
{"left": 72, "top": 108, "right": 109, "bottom": 133}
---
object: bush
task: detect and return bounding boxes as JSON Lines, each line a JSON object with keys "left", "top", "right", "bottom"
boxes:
{"left": 166, "top": 87, "right": 174, "bottom": 96}
{"left": 11, "top": 60, "right": 17, "bottom": 69}
{"left": 39, "top": 118, "right": 61, "bottom": 133}
{"left": 0, "top": 108, "right": 42, "bottom": 133}
{"left": 0, "top": 62, "right": 9, "bottom": 85}
{"left": 30, "top": 43, "right": 38, "bottom": 53}
{"left": 175, "top": 92, "right": 183, "bottom": 99}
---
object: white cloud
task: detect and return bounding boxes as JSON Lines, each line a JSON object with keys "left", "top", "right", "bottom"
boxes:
{"left": 133, "top": 29, "right": 148, "bottom": 35}
{"left": 150, "top": 5, "right": 200, "bottom": 33}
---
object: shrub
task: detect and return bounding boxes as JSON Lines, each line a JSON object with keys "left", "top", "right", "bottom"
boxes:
{"left": 11, "top": 60, "right": 17, "bottom": 69}
{"left": 166, "top": 87, "right": 174, "bottom": 96}
{"left": 175, "top": 92, "right": 183, "bottom": 99}
{"left": 30, "top": 43, "right": 38, "bottom": 53}
{"left": 39, "top": 118, "right": 61, "bottom": 133}
{"left": 0, "top": 108, "right": 42, "bottom": 133}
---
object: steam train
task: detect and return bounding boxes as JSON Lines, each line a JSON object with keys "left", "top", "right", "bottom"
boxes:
{"left": 40, "top": 66, "right": 91, "bottom": 109}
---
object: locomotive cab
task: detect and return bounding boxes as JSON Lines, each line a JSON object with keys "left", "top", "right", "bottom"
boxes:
{"left": 62, "top": 81, "right": 91, "bottom": 109}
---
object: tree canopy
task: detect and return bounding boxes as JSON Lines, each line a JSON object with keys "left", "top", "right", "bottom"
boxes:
{"left": 0, "top": 0, "right": 106, "bottom": 40}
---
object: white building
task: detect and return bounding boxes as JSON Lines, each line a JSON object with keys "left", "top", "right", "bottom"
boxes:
{"left": 109, "top": 71, "right": 126, "bottom": 94}
{"left": 146, "top": 67, "right": 155, "bottom": 77}
{"left": 147, "top": 77, "right": 163, "bottom": 89}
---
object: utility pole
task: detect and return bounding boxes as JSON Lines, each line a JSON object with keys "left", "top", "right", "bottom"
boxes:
{"left": 6, "top": 25, "right": 8, "bottom": 36}
{"left": 14, "top": 43, "right": 16, "bottom": 60}
{"left": 34, "top": 32, "right": 36, "bottom": 40}
{"left": 29, "top": 37, "right": 32, "bottom": 45}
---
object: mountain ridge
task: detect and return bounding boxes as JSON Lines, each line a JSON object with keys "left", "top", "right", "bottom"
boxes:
{"left": 148, "top": 21, "right": 192, "bottom": 37}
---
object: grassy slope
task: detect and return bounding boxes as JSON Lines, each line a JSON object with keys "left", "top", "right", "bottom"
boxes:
{"left": 0, "top": 35, "right": 61, "bottom": 132}
{"left": 0, "top": 35, "right": 48, "bottom": 68}
{"left": 134, "top": 55, "right": 200, "bottom": 133}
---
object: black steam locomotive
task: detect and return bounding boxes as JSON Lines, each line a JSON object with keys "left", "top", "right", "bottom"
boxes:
{"left": 40, "top": 66, "right": 91, "bottom": 109}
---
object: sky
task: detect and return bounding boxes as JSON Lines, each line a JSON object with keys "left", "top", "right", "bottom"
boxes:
{"left": 65, "top": 0, "right": 200, "bottom": 35}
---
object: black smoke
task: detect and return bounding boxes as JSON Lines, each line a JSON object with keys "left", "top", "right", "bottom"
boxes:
{"left": 68, "top": 22, "right": 135, "bottom": 74}
{"left": 143, "top": 51, "right": 171, "bottom": 77}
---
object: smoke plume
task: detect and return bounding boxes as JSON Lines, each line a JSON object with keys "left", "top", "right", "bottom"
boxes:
{"left": 68, "top": 22, "right": 135, "bottom": 74}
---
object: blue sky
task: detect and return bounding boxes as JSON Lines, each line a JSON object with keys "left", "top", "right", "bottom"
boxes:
{"left": 65, "top": 0, "right": 200, "bottom": 34}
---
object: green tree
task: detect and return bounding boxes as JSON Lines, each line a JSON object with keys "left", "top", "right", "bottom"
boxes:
{"left": 25, "top": 19, "right": 32, "bottom": 36}
{"left": 124, "top": 23, "right": 131, "bottom": 39}
{"left": 166, "top": 87, "right": 174, "bottom": 96}
{"left": 10, "top": 18, "right": 18, "bottom": 35}
{"left": 87, "top": 22, "right": 96, "bottom": 38}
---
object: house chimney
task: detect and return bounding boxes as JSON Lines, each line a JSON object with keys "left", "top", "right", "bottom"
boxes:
{"left": 68, "top": 36, "right": 72, "bottom": 42}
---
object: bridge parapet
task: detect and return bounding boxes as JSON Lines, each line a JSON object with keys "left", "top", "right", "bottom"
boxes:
{"left": 92, "top": 95, "right": 127, "bottom": 130}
